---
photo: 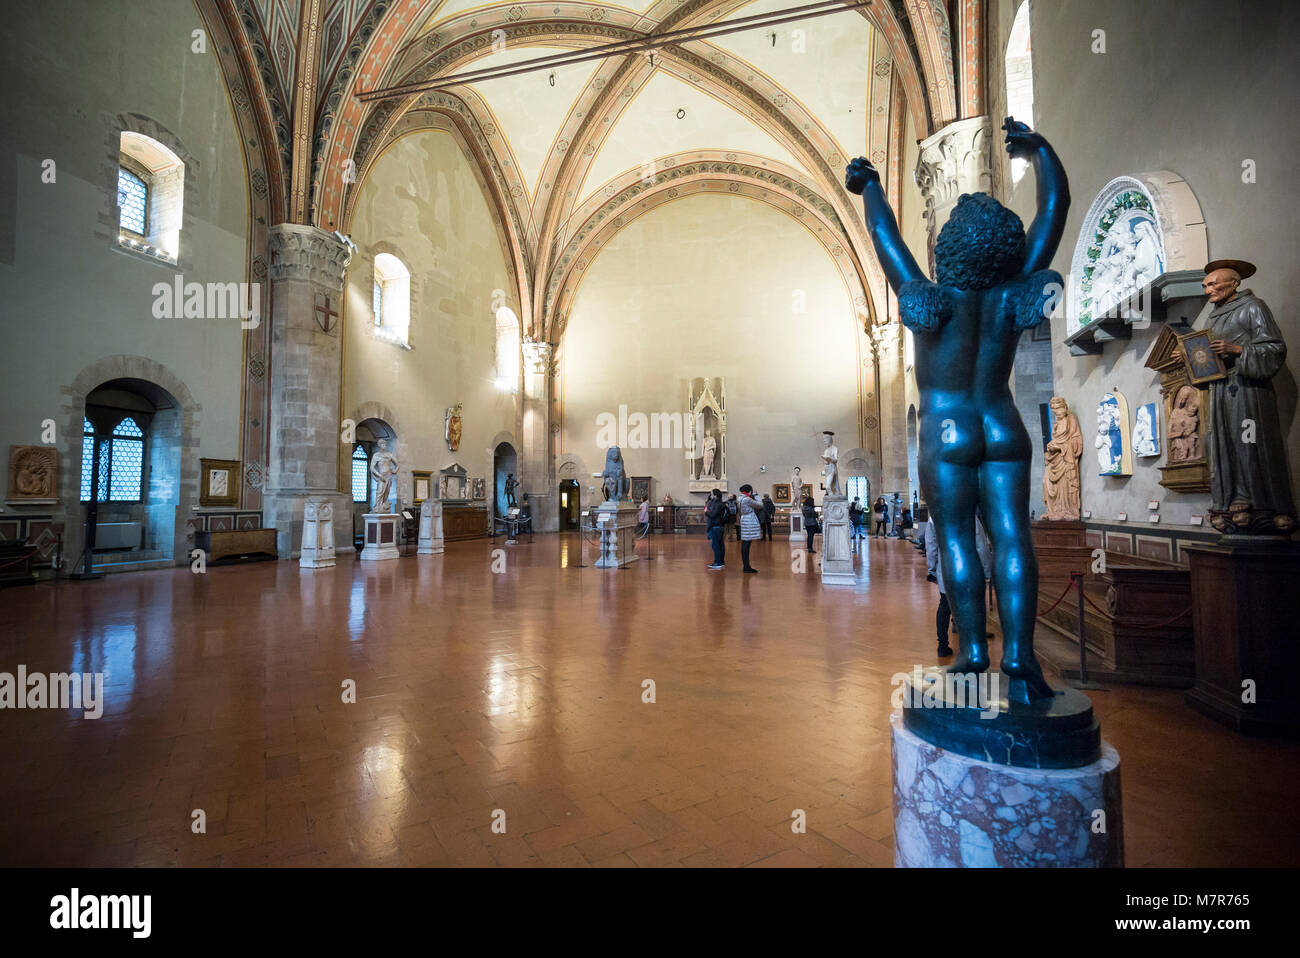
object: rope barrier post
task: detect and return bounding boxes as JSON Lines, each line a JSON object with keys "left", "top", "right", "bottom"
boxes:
{"left": 1067, "top": 570, "right": 1108, "bottom": 692}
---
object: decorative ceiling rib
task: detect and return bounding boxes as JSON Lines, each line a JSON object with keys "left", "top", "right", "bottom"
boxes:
{"left": 205, "top": 0, "right": 976, "bottom": 340}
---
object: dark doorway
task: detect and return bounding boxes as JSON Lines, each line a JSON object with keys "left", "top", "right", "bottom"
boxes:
{"left": 558, "top": 479, "right": 580, "bottom": 530}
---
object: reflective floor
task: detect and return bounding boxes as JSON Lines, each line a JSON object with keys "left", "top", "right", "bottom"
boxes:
{"left": 1, "top": 533, "right": 1297, "bottom": 866}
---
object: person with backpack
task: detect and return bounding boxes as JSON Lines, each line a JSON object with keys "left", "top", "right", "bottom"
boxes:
{"left": 727, "top": 494, "right": 740, "bottom": 541}
{"left": 737, "top": 484, "right": 764, "bottom": 573}
{"left": 849, "top": 496, "right": 865, "bottom": 539}
{"left": 705, "top": 489, "right": 727, "bottom": 570}
{"left": 801, "top": 493, "right": 820, "bottom": 553}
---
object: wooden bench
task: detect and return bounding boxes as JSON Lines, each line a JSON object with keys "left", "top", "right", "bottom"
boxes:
{"left": 195, "top": 528, "right": 278, "bottom": 563}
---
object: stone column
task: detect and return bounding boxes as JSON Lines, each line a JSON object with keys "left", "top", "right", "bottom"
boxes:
{"left": 262, "top": 223, "right": 354, "bottom": 558}
{"left": 915, "top": 116, "right": 993, "bottom": 255}
{"left": 521, "top": 339, "right": 556, "bottom": 532}
{"left": 873, "top": 322, "right": 909, "bottom": 494}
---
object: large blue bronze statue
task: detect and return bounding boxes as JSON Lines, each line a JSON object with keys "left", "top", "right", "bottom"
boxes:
{"left": 846, "top": 119, "right": 1069, "bottom": 704}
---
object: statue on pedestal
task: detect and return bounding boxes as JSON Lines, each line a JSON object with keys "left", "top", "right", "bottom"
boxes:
{"left": 369, "top": 438, "right": 399, "bottom": 514}
{"left": 1201, "top": 260, "right": 1296, "bottom": 535}
{"left": 790, "top": 467, "right": 804, "bottom": 506}
{"left": 847, "top": 117, "right": 1069, "bottom": 702}
{"left": 1042, "top": 397, "right": 1082, "bottom": 520}
{"left": 504, "top": 472, "right": 519, "bottom": 507}
{"left": 701, "top": 431, "right": 717, "bottom": 479}
{"left": 820, "top": 431, "right": 840, "bottom": 497}
{"left": 601, "top": 446, "right": 630, "bottom": 501}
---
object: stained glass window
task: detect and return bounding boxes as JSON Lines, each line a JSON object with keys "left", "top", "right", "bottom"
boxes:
{"left": 80, "top": 418, "right": 95, "bottom": 502}
{"left": 117, "top": 167, "right": 148, "bottom": 235}
{"left": 351, "top": 444, "right": 369, "bottom": 503}
{"left": 846, "top": 476, "right": 869, "bottom": 504}
{"left": 373, "top": 281, "right": 383, "bottom": 327}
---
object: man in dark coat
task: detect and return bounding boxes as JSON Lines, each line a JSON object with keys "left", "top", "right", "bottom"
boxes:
{"left": 761, "top": 493, "right": 776, "bottom": 540}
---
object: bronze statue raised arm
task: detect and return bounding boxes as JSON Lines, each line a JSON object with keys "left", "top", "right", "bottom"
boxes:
{"left": 846, "top": 118, "right": 1070, "bottom": 704}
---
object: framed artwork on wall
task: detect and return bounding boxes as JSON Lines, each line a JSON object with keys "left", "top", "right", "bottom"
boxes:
{"left": 631, "top": 476, "right": 651, "bottom": 502}
{"left": 200, "top": 458, "right": 240, "bottom": 507}
{"left": 772, "top": 483, "right": 791, "bottom": 503}
{"left": 412, "top": 470, "right": 432, "bottom": 505}
{"left": 1177, "top": 330, "right": 1227, "bottom": 385}
{"left": 471, "top": 478, "right": 486, "bottom": 500}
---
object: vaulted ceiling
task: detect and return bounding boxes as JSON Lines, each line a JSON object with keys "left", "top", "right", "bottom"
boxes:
{"left": 197, "top": 0, "right": 988, "bottom": 341}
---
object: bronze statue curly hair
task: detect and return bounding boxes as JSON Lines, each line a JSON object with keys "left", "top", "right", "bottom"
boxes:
{"left": 934, "top": 193, "right": 1027, "bottom": 290}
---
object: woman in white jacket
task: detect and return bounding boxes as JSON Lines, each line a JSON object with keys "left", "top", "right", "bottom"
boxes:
{"left": 737, "top": 484, "right": 764, "bottom": 574}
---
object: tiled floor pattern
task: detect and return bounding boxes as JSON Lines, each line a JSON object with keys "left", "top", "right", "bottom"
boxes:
{"left": 1, "top": 533, "right": 1297, "bottom": 866}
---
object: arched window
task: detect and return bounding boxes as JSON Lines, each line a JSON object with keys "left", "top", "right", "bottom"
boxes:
{"left": 80, "top": 418, "right": 95, "bottom": 502}
{"left": 351, "top": 443, "right": 370, "bottom": 503}
{"left": 117, "top": 131, "right": 184, "bottom": 262}
{"left": 117, "top": 168, "right": 148, "bottom": 236}
{"left": 373, "top": 253, "right": 411, "bottom": 346}
{"left": 85, "top": 416, "right": 145, "bottom": 503}
{"left": 495, "top": 306, "right": 520, "bottom": 391}
{"left": 1005, "top": 2, "right": 1034, "bottom": 185}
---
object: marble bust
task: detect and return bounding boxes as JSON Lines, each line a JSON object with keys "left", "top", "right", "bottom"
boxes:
{"left": 369, "top": 438, "right": 399, "bottom": 513}
{"left": 821, "top": 432, "right": 840, "bottom": 497}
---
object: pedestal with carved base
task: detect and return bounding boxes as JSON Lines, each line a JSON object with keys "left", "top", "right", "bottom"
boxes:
{"left": 819, "top": 495, "right": 854, "bottom": 585}
{"left": 361, "top": 513, "right": 400, "bottom": 561}
{"left": 418, "top": 500, "right": 444, "bottom": 555}
{"left": 594, "top": 501, "right": 639, "bottom": 568}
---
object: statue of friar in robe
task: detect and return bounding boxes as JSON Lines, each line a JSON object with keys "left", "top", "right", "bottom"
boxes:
{"left": 1201, "top": 260, "right": 1296, "bottom": 535}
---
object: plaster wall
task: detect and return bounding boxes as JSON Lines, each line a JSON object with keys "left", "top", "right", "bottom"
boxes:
{"left": 0, "top": 0, "right": 248, "bottom": 558}
{"left": 995, "top": 0, "right": 1300, "bottom": 527}
{"left": 559, "top": 193, "right": 864, "bottom": 505}
{"left": 344, "top": 131, "right": 517, "bottom": 516}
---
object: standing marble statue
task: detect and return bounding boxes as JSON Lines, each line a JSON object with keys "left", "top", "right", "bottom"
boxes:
{"left": 790, "top": 466, "right": 804, "bottom": 505}
{"left": 820, "top": 432, "right": 840, "bottom": 497}
{"left": 369, "top": 438, "right": 399, "bottom": 513}
{"left": 701, "top": 430, "right": 717, "bottom": 479}
{"left": 1202, "top": 260, "right": 1297, "bottom": 534}
{"left": 1042, "top": 396, "right": 1083, "bottom": 520}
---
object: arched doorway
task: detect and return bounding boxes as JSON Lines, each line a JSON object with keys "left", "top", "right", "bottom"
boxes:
{"left": 493, "top": 442, "right": 518, "bottom": 518}
{"left": 351, "top": 418, "right": 397, "bottom": 537}
{"left": 79, "top": 378, "right": 184, "bottom": 573}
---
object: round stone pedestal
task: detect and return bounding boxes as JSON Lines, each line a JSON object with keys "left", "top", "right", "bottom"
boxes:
{"left": 891, "top": 713, "right": 1123, "bottom": 867}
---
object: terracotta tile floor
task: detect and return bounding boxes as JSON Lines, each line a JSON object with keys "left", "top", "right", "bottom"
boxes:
{"left": 1, "top": 533, "right": 1297, "bottom": 867}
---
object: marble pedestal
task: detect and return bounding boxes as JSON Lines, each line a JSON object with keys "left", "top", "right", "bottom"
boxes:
{"left": 594, "top": 500, "right": 639, "bottom": 568}
{"left": 819, "top": 495, "right": 854, "bottom": 585}
{"left": 891, "top": 713, "right": 1123, "bottom": 867}
{"left": 298, "top": 497, "right": 337, "bottom": 568}
{"left": 789, "top": 510, "right": 804, "bottom": 541}
{"left": 360, "top": 513, "right": 401, "bottom": 561}
{"left": 418, "top": 500, "right": 444, "bottom": 555}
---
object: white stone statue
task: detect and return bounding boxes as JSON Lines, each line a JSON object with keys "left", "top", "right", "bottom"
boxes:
{"left": 701, "top": 430, "right": 717, "bottom": 479}
{"left": 790, "top": 467, "right": 804, "bottom": 504}
{"left": 1132, "top": 404, "right": 1158, "bottom": 458}
{"left": 821, "top": 431, "right": 840, "bottom": 497}
{"left": 369, "top": 438, "right": 399, "bottom": 513}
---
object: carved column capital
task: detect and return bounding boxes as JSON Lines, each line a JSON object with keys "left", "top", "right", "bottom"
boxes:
{"left": 267, "top": 223, "right": 353, "bottom": 291}
{"left": 914, "top": 116, "right": 993, "bottom": 235}
{"left": 870, "top": 321, "right": 904, "bottom": 355}
{"left": 522, "top": 338, "right": 553, "bottom": 375}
